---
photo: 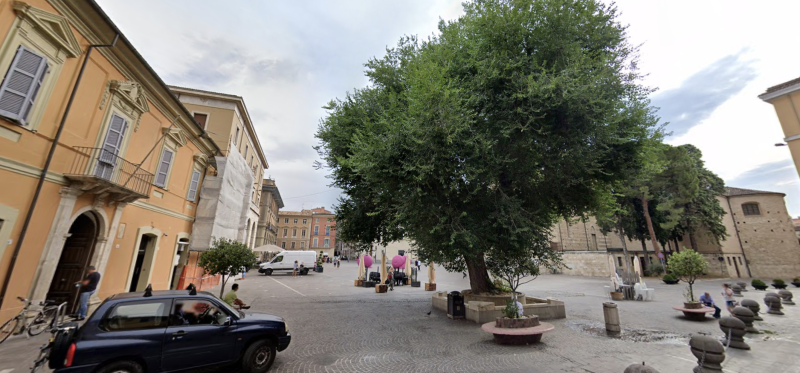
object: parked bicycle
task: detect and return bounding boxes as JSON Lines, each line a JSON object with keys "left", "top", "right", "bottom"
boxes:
{"left": 0, "top": 296, "right": 67, "bottom": 344}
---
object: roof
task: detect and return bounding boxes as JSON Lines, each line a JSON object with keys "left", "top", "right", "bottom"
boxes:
{"left": 279, "top": 210, "right": 313, "bottom": 216}
{"left": 759, "top": 76, "right": 800, "bottom": 101}
{"left": 723, "top": 187, "right": 786, "bottom": 197}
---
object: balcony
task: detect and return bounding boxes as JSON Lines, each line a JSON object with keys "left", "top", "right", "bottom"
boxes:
{"left": 64, "top": 147, "right": 153, "bottom": 202}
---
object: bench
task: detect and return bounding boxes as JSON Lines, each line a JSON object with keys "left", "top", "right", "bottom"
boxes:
{"left": 672, "top": 305, "right": 715, "bottom": 321}
{"left": 481, "top": 321, "right": 555, "bottom": 345}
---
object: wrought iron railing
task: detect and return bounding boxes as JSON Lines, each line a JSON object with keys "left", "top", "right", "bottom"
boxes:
{"left": 66, "top": 147, "right": 154, "bottom": 197}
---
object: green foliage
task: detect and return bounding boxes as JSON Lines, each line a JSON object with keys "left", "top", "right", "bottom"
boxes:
{"left": 667, "top": 249, "right": 708, "bottom": 302}
{"left": 315, "top": 0, "right": 657, "bottom": 293}
{"left": 198, "top": 237, "right": 257, "bottom": 297}
{"left": 492, "top": 279, "right": 512, "bottom": 293}
{"left": 793, "top": 277, "right": 799, "bottom": 283}
{"left": 662, "top": 273, "right": 677, "bottom": 281}
{"left": 317, "top": 251, "right": 324, "bottom": 267}
{"left": 648, "top": 263, "right": 665, "bottom": 276}
{"left": 751, "top": 279, "right": 766, "bottom": 287}
{"left": 502, "top": 301, "right": 521, "bottom": 319}
{"left": 773, "top": 279, "right": 785, "bottom": 285}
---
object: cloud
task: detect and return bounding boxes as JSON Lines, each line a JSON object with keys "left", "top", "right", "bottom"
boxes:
{"left": 652, "top": 50, "right": 757, "bottom": 137}
{"left": 726, "top": 159, "right": 800, "bottom": 216}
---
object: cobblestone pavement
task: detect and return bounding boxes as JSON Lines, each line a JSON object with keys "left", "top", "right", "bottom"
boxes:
{"left": 1, "top": 262, "right": 798, "bottom": 372}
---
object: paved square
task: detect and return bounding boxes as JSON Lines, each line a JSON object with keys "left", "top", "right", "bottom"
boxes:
{"left": 1, "top": 261, "right": 798, "bottom": 372}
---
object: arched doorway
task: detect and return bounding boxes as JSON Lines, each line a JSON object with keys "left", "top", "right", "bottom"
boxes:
{"left": 47, "top": 212, "right": 98, "bottom": 312}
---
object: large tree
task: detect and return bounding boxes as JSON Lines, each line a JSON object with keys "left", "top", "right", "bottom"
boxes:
{"left": 315, "top": 0, "right": 657, "bottom": 293}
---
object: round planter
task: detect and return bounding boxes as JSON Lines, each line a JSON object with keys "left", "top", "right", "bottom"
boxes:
{"left": 461, "top": 290, "right": 525, "bottom": 307}
{"left": 791, "top": 282, "right": 800, "bottom": 288}
{"left": 684, "top": 301, "right": 703, "bottom": 309}
{"left": 610, "top": 292, "right": 624, "bottom": 301}
{"left": 662, "top": 279, "right": 679, "bottom": 285}
{"left": 753, "top": 285, "right": 768, "bottom": 291}
{"left": 772, "top": 284, "right": 787, "bottom": 289}
{"left": 495, "top": 316, "right": 539, "bottom": 329}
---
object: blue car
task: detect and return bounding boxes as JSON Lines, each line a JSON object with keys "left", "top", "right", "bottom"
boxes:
{"left": 51, "top": 288, "right": 290, "bottom": 373}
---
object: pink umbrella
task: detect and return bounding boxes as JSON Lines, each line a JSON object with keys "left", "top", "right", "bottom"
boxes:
{"left": 392, "top": 255, "right": 406, "bottom": 269}
{"left": 357, "top": 254, "right": 373, "bottom": 268}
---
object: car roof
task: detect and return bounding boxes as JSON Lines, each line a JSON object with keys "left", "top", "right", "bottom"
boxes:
{"left": 107, "top": 290, "right": 218, "bottom": 301}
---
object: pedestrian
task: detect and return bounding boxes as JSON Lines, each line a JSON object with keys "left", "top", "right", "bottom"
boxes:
{"left": 699, "top": 292, "right": 721, "bottom": 319}
{"left": 416, "top": 260, "right": 421, "bottom": 271}
{"left": 223, "top": 283, "right": 250, "bottom": 309}
{"left": 721, "top": 284, "right": 735, "bottom": 313}
{"left": 76, "top": 265, "right": 100, "bottom": 321}
{"left": 388, "top": 270, "right": 394, "bottom": 291}
{"left": 293, "top": 260, "right": 299, "bottom": 278}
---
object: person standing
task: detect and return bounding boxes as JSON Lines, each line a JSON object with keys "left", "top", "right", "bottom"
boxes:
{"left": 293, "top": 261, "right": 299, "bottom": 278}
{"left": 76, "top": 266, "right": 100, "bottom": 321}
{"left": 416, "top": 260, "right": 421, "bottom": 272}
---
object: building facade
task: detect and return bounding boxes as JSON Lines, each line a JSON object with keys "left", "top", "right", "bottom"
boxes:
{"left": 255, "top": 178, "right": 283, "bottom": 247}
{"left": 0, "top": 0, "right": 219, "bottom": 320}
{"left": 170, "top": 86, "right": 268, "bottom": 250}
{"left": 309, "top": 207, "right": 336, "bottom": 258}
{"left": 759, "top": 77, "right": 800, "bottom": 180}
{"left": 277, "top": 210, "right": 312, "bottom": 250}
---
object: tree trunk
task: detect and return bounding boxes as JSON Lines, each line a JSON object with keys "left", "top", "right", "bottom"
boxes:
{"left": 615, "top": 222, "right": 635, "bottom": 300}
{"left": 639, "top": 239, "right": 652, "bottom": 269}
{"left": 689, "top": 232, "right": 698, "bottom": 251}
{"left": 220, "top": 276, "right": 227, "bottom": 298}
{"left": 640, "top": 197, "right": 662, "bottom": 256}
{"left": 465, "top": 254, "right": 492, "bottom": 294}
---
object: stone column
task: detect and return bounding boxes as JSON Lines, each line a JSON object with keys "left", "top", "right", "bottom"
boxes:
{"left": 91, "top": 202, "right": 127, "bottom": 303}
{"left": 30, "top": 186, "right": 83, "bottom": 303}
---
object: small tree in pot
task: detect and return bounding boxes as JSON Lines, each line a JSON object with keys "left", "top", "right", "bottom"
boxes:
{"left": 198, "top": 237, "right": 257, "bottom": 298}
{"left": 667, "top": 249, "right": 708, "bottom": 308}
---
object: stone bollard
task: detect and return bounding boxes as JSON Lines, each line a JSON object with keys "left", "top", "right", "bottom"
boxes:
{"left": 731, "top": 284, "right": 743, "bottom": 297}
{"left": 603, "top": 302, "right": 621, "bottom": 336}
{"left": 740, "top": 299, "right": 763, "bottom": 321}
{"left": 718, "top": 317, "right": 749, "bottom": 350}
{"left": 764, "top": 295, "right": 784, "bottom": 315}
{"left": 623, "top": 362, "right": 660, "bottom": 373}
{"left": 731, "top": 306, "right": 758, "bottom": 333}
{"left": 736, "top": 281, "right": 748, "bottom": 292}
{"left": 689, "top": 335, "right": 725, "bottom": 372}
{"left": 765, "top": 291, "right": 779, "bottom": 299}
{"left": 778, "top": 289, "right": 795, "bottom": 305}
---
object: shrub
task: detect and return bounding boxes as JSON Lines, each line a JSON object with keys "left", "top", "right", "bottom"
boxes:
{"left": 663, "top": 273, "right": 677, "bottom": 281}
{"left": 773, "top": 279, "right": 785, "bottom": 285}
{"left": 793, "top": 277, "right": 800, "bottom": 283}
{"left": 751, "top": 279, "right": 766, "bottom": 287}
{"left": 667, "top": 249, "right": 708, "bottom": 302}
{"left": 502, "top": 300, "right": 520, "bottom": 319}
{"left": 493, "top": 279, "right": 512, "bottom": 293}
{"left": 648, "top": 263, "right": 665, "bottom": 276}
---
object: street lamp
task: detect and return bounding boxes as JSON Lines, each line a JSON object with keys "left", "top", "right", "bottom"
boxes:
{"left": 776, "top": 143, "right": 788, "bottom": 147}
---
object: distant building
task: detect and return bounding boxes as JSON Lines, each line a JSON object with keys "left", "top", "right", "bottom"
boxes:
{"left": 255, "top": 179, "right": 283, "bottom": 247}
{"left": 277, "top": 210, "right": 313, "bottom": 251}
{"left": 309, "top": 207, "right": 337, "bottom": 258}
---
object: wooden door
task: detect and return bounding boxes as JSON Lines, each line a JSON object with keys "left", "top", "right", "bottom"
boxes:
{"left": 47, "top": 214, "right": 97, "bottom": 311}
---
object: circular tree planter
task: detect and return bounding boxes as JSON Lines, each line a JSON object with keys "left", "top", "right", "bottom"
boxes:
{"left": 753, "top": 284, "right": 768, "bottom": 291}
{"left": 662, "top": 279, "right": 679, "bottom": 285}
{"left": 481, "top": 315, "right": 554, "bottom": 345}
{"left": 684, "top": 301, "right": 703, "bottom": 309}
{"left": 772, "top": 283, "right": 788, "bottom": 290}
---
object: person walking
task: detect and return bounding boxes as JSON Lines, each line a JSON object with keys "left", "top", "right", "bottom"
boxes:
{"left": 293, "top": 260, "right": 299, "bottom": 278}
{"left": 721, "top": 284, "right": 735, "bottom": 313}
{"left": 76, "top": 266, "right": 100, "bottom": 321}
{"left": 699, "top": 292, "right": 721, "bottom": 319}
{"left": 416, "top": 260, "right": 421, "bottom": 272}
{"left": 388, "top": 270, "right": 394, "bottom": 291}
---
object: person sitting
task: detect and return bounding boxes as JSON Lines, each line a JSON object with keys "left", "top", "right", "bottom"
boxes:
{"left": 223, "top": 284, "right": 250, "bottom": 309}
{"left": 699, "top": 292, "right": 721, "bottom": 319}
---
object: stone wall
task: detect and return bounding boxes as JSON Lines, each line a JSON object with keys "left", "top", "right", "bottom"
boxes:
{"left": 559, "top": 251, "right": 612, "bottom": 277}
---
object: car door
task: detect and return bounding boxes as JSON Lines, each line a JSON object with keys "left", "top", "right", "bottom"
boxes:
{"left": 161, "top": 298, "right": 237, "bottom": 372}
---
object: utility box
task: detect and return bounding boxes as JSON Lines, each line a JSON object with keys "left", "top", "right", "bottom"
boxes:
{"left": 447, "top": 291, "right": 465, "bottom": 319}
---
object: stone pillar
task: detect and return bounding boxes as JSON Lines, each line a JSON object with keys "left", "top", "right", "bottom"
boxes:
{"left": 30, "top": 186, "right": 83, "bottom": 303}
{"left": 689, "top": 335, "right": 724, "bottom": 372}
{"left": 718, "top": 317, "right": 749, "bottom": 350}
{"left": 603, "top": 302, "right": 620, "bottom": 335}
{"left": 91, "top": 202, "right": 127, "bottom": 305}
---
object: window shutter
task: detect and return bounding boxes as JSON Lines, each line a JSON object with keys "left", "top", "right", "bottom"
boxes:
{"left": 155, "top": 149, "right": 173, "bottom": 187}
{"left": 0, "top": 46, "right": 48, "bottom": 124}
{"left": 95, "top": 114, "right": 128, "bottom": 179}
{"left": 187, "top": 170, "right": 201, "bottom": 201}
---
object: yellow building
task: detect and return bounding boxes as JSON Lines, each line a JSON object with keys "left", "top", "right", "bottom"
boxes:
{"left": 0, "top": 0, "right": 219, "bottom": 320}
{"left": 277, "top": 210, "right": 312, "bottom": 250}
{"left": 170, "top": 86, "right": 268, "bottom": 250}
{"left": 760, "top": 77, "right": 800, "bottom": 179}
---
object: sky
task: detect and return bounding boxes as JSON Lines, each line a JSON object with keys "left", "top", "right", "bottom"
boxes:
{"left": 96, "top": 0, "right": 800, "bottom": 216}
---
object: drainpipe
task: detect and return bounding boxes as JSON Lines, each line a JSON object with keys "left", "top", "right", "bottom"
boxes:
{"left": 0, "top": 35, "right": 119, "bottom": 306}
{"left": 726, "top": 195, "right": 752, "bottom": 277}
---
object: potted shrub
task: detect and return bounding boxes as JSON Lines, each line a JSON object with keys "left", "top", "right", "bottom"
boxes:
{"left": 649, "top": 263, "right": 665, "bottom": 277}
{"left": 662, "top": 273, "right": 679, "bottom": 285}
{"left": 751, "top": 279, "right": 768, "bottom": 290}
{"left": 667, "top": 249, "right": 708, "bottom": 309}
{"left": 772, "top": 278, "right": 787, "bottom": 289}
{"left": 792, "top": 277, "right": 800, "bottom": 288}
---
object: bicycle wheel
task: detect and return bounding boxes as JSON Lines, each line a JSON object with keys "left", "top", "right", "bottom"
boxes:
{"left": 30, "top": 345, "right": 49, "bottom": 373}
{"left": 0, "top": 316, "right": 19, "bottom": 344}
{"left": 27, "top": 309, "right": 54, "bottom": 337}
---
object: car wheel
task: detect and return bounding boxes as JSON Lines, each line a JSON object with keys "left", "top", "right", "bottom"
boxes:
{"left": 48, "top": 322, "right": 78, "bottom": 369}
{"left": 96, "top": 360, "right": 144, "bottom": 373}
{"left": 242, "top": 339, "right": 276, "bottom": 373}
{"left": 264, "top": 269, "right": 273, "bottom": 276}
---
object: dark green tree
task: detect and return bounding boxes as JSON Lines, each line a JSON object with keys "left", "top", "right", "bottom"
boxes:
{"left": 672, "top": 145, "right": 727, "bottom": 250}
{"left": 197, "top": 237, "right": 257, "bottom": 298}
{"left": 316, "top": 0, "right": 658, "bottom": 293}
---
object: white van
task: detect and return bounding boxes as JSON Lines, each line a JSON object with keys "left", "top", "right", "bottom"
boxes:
{"left": 258, "top": 250, "right": 317, "bottom": 275}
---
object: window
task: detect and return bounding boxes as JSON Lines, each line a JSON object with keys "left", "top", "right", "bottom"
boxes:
{"left": 591, "top": 234, "right": 597, "bottom": 250}
{"left": 103, "top": 300, "right": 169, "bottom": 331}
{"left": 302, "top": 229, "right": 306, "bottom": 237}
{"left": 327, "top": 218, "right": 332, "bottom": 222}
{"left": 155, "top": 148, "right": 175, "bottom": 188}
{"left": 234, "top": 127, "right": 239, "bottom": 145}
{"left": 0, "top": 46, "right": 48, "bottom": 125}
{"left": 738, "top": 257, "right": 743, "bottom": 265}
{"left": 323, "top": 239, "right": 330, "bottom": 248}
{"left": 284, "top": 218, "right": 288, "bottom": 224}
{"left": 727, "top": 257, "right": 732, "bottom": 266}
{"left": 325, "top": 226, "right": 330, "bottom": 236}
{"left": 281, "top": 242, "right": 285, "bottom": 248}
{"left": 314, "top": 226, "right": 319, "bottom": 235}
{"left": 292, "top": 229, "right": 297, "bottom": 237}
{"left": 272, "top": 255, "right": 283, "bottom": 263}
{"left": 300, "top": 242, "right": 305, "bottom": 248}
{"left": 245, "top": 145, "right": 248, "bottom": 157}
{"left": 313, "top": 238, "right": 318, "bottom": 247}
{"left": 302, "top": 219, "right": 307, "bottom": 224}
{"left": 617, "top": 257, "right": 623, "bottom": 267}
{"left": 170, "top": 300, "right": 227, "bottom": 326}
{"left": 742, "top": 203, "right": 760, "bottom": 216}
{"left": 283, "top": 228, "right": 287, "bottom": 237}
{"left": 315, "top": 218, "right": 319, "bottom": 223}
{"left": 193, "top": 113, "right": 208, "bottom": 129}
{"left": 291, "top": 242, "right": 295, "bottom": 249}
{"left": 95, "top": 114, "right": 129, "bottom": 180}
{"left": 294, "top": 219, "right": 298, "bottom": 224}
{"left": 187, "top": 170, "right": 201, "bottom": 201}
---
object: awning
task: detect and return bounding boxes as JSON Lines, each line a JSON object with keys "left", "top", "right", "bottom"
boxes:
{"left": 253, "top": 244, "right": 284, "bottom": 253}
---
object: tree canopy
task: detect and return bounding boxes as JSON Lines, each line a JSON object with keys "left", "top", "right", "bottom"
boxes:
{"left": 198, "top": 237, "right": 257, "bottom": 297}
{"left": 316, "top": 0, "right": 658, "bottom": 293}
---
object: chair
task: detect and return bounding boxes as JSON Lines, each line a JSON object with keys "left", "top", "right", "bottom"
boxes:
{"left": 633, "top": 283, "right": 646, "bottom": 301}
{"left": 603, "top": 285, "right": 612, "bottom": 300}
{"left": 640, "top": 280, "right": 655, "bottom": 301}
